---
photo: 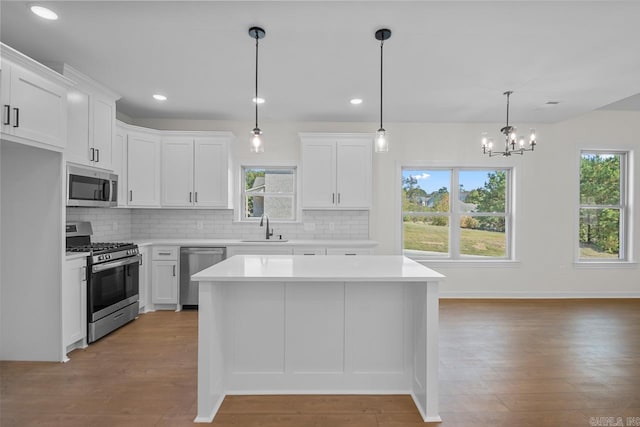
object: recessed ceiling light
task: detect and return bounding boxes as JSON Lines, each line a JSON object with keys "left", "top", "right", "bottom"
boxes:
{"left": 153, "top": 94, "right": 167, "bottom": 101}
{"left": 30, "top": 5, "right": 58, "bottom": 20}
{"left": 252, "top": 97, "right": 265, "bottom": 104}
{"left": 350, "top": 98, "right": 363, "bottom": 105}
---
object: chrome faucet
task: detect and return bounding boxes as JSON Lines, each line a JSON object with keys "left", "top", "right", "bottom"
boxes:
{"left": 259, "top": 214, "right": 274, "bottom": 240}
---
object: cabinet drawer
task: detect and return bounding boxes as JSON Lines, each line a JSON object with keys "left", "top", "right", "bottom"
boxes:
{"left": 152, "top": 246, "right": 178, "bottom": 260}
{"left": 293, "top": 247, "right": 326, "bottom": 256}
{"left": 326, "top": 248, "right": 373, "bottom": 256}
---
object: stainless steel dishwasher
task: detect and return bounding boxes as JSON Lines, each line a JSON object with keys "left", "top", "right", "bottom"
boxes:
{"left": 179, "top": 247, "right": 226, "bottom": 308}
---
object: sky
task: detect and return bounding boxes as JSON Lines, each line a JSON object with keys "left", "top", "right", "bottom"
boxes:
{"left": 402, "top": 169, "right": 494, "bottom": 194}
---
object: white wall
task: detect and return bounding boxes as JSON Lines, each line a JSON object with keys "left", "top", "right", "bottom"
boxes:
{"left": 134, "top": 113, "right": 639, "bottom": 297}
{"left": 1, "top": 141, "right": 64, "bottom": 361}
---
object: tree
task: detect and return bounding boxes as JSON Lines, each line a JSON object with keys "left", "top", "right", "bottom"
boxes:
{"left": 579, "top": 155, "right": 620, "bottom": 254}
{"left": 463, "top": 171, "right": 506, "bottom": 231}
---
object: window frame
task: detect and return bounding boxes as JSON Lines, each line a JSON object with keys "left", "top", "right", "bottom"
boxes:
{"left": 239, "top": 164, "right": 298, "bottom": 222}
{"left": 400, "top": 166, "right": 514, "bottom": 261}
{"left": 577, "top": 150, "right": 630, "bottom": 263}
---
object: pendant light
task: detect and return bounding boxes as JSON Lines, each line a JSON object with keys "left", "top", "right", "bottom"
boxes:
{"left": 249, "top": 26, "right": 266, "bottom": 153}
{"left": 375, "top": 28, "right": 391, "bottom": 153}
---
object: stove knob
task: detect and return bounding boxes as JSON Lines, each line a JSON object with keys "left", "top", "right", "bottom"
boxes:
{"left": 107, "top": 254, "right": 111, "bottom": 260}
{"left": 98, "top": 255, "right": 104, "bottom": 261}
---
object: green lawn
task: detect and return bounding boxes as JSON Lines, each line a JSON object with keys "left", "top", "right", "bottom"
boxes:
{"left": 403, "top": 222, "right": 506, "bottom": 257}
{"left": 579, "top": 243, "right": 619, "bottom": 259}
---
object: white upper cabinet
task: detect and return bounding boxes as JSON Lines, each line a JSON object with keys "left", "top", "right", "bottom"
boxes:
{"left": 127, "top": 130, "right": 161, "bottom": 207}
{"left": 300, "top": 133, "right": 372, "bottom": 209}
{"left": 161, "top": 134, "right": 230, "bottom": 208}
{"left": 162, "top": 138, "right": 194, "bottom": 206}
{"left": 193, "top": 138, "right": 229, "bottom": 207}
{"left": 112, "top": 126, "right": 128, "bottom": 207}
{"left": 55, "top": 64, "right": 120, "bottom": 170}
{"left": 1, "top": 43, "right": 70, "bottom": 150}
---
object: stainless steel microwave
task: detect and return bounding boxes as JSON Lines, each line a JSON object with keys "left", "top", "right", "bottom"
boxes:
{"left": 66, "top": 165, "right": 118, "bottom": 207}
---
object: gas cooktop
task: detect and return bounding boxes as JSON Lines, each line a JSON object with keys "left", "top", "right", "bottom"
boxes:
{"left": 66, "top": 242, "right": 136, "bottom": 254}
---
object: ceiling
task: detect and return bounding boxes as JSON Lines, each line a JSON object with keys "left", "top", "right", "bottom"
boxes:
{"left": 2, "top": 1, "right": 640, "bottom": 124}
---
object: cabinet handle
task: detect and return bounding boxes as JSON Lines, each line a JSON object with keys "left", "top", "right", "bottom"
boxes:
{"left": 129, "top": 190, "right": 133, "bottom": 202}
{"left": 189, "top": 192, "right": 192, "bottom": 203}
{"left": 158, "top": 252, "right": 171, "bottom": 256}
{"left": 332, "top": 193, "right": 335, "bottom": 204}
{"left": 338, "top": 193, "right": 341, "bottom": 204}
{"left": 3, "top": 105, "right": 9, "bottom": 125}
{"left": 195, "top": 192, "right": 198, "bottom": 203}
{"left": 96, "top": 149, "right": 100, "bottom": 163}
{"left": 345, "top": 253, "right": 357, "bottom": 256}
{"left": 81, "top": 266, "right": 87, "bottom": 282}
{"left": 13, "top": 108, "right": 19, "bottom": 128}
{"left": 172, "top": 265, "right": 176, "bottom": 276}
{"left": 90, "top": 147, "right": 95, "bottom": 161}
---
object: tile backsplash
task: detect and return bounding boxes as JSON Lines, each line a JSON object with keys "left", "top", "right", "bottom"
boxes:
{"left": 66, "top": 208, "right": 369, "bottom": 241}
{"left": 66, "top": 207, "right": 132, "bottom": 241}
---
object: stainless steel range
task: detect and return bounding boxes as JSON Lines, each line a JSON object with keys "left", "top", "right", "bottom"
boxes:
{"left": 66, "top": 222, "right": 140, "bottom": 343}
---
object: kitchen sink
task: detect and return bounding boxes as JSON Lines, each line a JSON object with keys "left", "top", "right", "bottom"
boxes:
{"left": 241, "top": 239, "right": 288, "bottom": 243}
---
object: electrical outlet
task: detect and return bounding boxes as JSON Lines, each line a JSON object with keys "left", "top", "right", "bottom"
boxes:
{"left": 329, "top": 222, "right": 335, "bottom": 232}
{"left": 196, "top": 220, "right": 204, "bottom": 230}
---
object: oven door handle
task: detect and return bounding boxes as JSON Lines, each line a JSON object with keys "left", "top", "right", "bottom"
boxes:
{"left": 92, "top": 255, "right": 141, "bottom": 273}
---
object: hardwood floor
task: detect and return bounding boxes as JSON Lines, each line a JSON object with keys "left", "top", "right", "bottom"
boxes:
{"left": 2, "top": 299, "right": 639, "bottom": 426}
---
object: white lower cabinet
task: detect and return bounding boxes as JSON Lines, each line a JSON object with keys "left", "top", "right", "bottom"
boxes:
{"left": 228, "top": 245, "right": 373, "bottom": 257}
{"left": 151, "top": 246, "right": 178, "bottom": 308}
{"left": 293, "top": 247, "right": 326, "bottom": 255}
{"left": 326, "top": 248, "right": 374, "bottom": 256}
{"left": 62, "top": 258, "right": 87, "bottom": 356}
{"left": 227, "top": 246, "right": 294, "bottom": 257}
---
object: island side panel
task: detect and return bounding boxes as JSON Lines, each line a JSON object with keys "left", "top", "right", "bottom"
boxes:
{"left": 410, "top": 280, "right": 441, "bottom": 422}
{"left": 224, "top": 280, "right": 412, "bottom": 392}
{"left": 195, "top": 281, "right": 226, "bottom": 423}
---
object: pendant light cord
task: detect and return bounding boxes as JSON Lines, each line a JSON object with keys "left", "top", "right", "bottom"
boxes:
{"left": 254, "top": 34, "right": 259, "bottom": 130}
{"left": 379, "top": 38, "right": 384, "bottom": 130}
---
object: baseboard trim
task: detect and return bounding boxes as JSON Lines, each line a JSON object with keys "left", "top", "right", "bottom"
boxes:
{"left": 440, "top": 291, "right": 640, "bottom": 299}
{"left": 193, "top": 393, "right": 225, "bottom": 423}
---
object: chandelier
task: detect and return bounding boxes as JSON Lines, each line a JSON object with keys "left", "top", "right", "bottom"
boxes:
{"left": 481, "top": 91, "right": 537, "bottom": 157}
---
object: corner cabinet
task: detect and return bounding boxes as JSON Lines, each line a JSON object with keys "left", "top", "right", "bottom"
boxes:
{"left": 1, "top": 43, "right": 71, "bottom": 150}
{"left": 161, "top": 134, "right": 230, "bottom": 208}
{"left": 300, "top": 133, "right": 373, "bottom": 209}
{"left": 54, "top": 64, "right": 119, "bottom": 170}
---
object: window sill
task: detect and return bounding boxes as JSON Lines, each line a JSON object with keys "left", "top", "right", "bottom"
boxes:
{"left": 573, "top": 261, "right": 637, "bottom": 269}
{"left": 413, "top": 259, "right": 521, "bottom": 269}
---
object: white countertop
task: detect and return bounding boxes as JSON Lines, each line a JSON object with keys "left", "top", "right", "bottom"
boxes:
{"left": 134, "top": 239, "right": 377, "bottom": 248}
{"left": 192, "top": 255, "right": 444, "bottom": 283}
{"left": 65, "top": 252, "right": 89, "bottom": 261}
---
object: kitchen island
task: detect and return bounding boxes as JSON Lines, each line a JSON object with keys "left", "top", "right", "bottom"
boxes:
{"left": 192, "top": 255, "right": 444, "bottom": 423}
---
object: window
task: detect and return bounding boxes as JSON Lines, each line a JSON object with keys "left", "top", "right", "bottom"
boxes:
{"left": 241, "top": 166, "right": 296, "bottom": 221}
{"left": 579, "top": 151, "right": 628, "bottom": 261}
{"left": 401, "top": 167, "right": 512, "bottom": 260}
